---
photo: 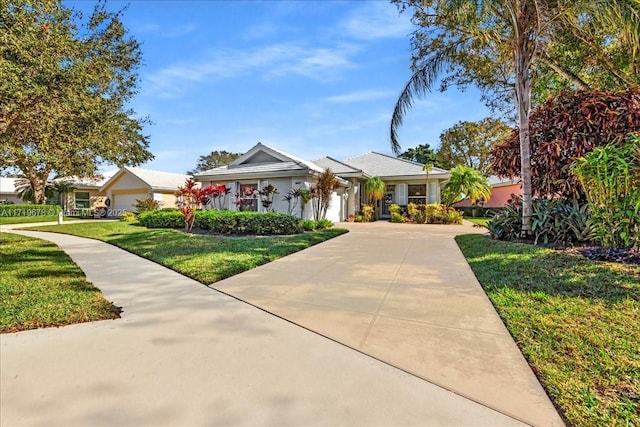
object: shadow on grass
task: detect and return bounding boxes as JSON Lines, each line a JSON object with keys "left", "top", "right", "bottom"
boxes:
{"left": 456, "top": 234, "right": 639, "bottom": 304}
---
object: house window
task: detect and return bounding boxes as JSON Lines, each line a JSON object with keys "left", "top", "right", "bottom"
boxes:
{"left": 236, "top": 183, "right": 258, "bottom": 211}
{"left": 74, "top": 191, "right": 90, "bottom": 209}
{"left": 407, "top": 184, "right": 426, "bottom": 204}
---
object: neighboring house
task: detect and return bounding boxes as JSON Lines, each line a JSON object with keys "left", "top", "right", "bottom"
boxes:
{"left": 100, "top": 167, "right": 190, "bottom": 213}
{"left": 194, "top": 143, "right": 451, "bottom": 222}
{"left": 56, "top": 171, "right": 117, "bottom": 211}
{"left": 194, "top": 143, "right": 350, "bottom": 222}
{"left": 454, "top": 176, "right": 522, "bottom": 208}
{"left": 0, "top": 177, "right": 23, "bottom": 204}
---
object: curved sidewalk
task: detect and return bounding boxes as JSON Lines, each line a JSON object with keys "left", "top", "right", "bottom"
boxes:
{"left": 1, "top": 224, "right": 562, "bottom": 426}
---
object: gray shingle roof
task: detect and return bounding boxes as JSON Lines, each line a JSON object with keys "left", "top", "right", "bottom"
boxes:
{"left": 312, "top": 156, "right": 367, "bottom": 177}
{"left": 344, "top": 152, "right": 449, "bottom": 178}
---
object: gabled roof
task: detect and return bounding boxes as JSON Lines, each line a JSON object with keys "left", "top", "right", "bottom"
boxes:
{"left": 312, "top": 156, "right": 369, "bottom": 179}
{"left": 101, "top": 167, "right": 190, "bottom": 192}
{"left": 194, "top": 142, "right": 324, "bottom": 180}
{"left": 344, "top": 152, "right": 450, "bottom": 179}
{"left": 56, "top": 170, "right": 118, "bottom": 189}
{"left": 488, "top": 175, "right": 521, "bottom": 187}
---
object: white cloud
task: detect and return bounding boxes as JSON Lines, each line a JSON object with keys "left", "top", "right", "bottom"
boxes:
{"left": 322, "top": 89, "right": 396, "bottom": 103}
{"left": 144, "top": 42, "right": 359, "bottom": 98}
{"left": 341, "top": 2, "right": 412, "bottom": 41}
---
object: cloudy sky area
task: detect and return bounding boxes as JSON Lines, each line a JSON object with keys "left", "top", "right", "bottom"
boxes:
{"left": 69, "top": 0, "right": 492, "bottom": 174}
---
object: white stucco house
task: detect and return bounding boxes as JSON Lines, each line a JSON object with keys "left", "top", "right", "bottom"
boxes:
{"left": 194, "top": 143, "right": 450, "bottom": 222}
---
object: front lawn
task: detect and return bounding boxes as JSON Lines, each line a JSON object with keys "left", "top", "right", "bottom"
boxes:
{"left": 30, "top": 222, "right": 348, "bottom": 284}
{"left": 0, "top": 215, "right": 78, "bottom": 225}
{"left": 0, "top": 232, "right": 121, "bottom": 333}
{"left": 465, "top": 217, "right": 490, "bottom": 227}
{"left": 456, "top": 234, "right": 639, "bottom": 427}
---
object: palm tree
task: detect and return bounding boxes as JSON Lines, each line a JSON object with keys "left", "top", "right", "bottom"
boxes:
{"left": 52, "top": 180, "right": 76, "bottom": 212}
{"left": 441, "top": 165, "right": 491, "bottom": 207}
{"left": 389, "top": 0, "right": 638, "bottom": 236}
{"left": 14, "top": 178, "right": 54, "bottom": 203}
{"left": 365, "top": 176, "right": 386, "bottom": 206}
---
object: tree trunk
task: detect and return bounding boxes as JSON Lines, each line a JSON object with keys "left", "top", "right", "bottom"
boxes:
{"left": 512, "top": 1, "right": 535, "bottom": 236}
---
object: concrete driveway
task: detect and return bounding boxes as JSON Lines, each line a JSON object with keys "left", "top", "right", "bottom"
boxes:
{"left": 1, "top": 222, "right": 563, "bottom": 426}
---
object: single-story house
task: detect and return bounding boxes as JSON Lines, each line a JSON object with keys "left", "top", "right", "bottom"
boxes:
{"left": 55, "top": 171, "right": 117, "bottom": 211}
{"left": 194, "top": 143, "right": 451, "bottom": 222}
{"left": 454, "top": 176, "right": 522, "bottom": 209}
{"left": 0, "top": 177, "right": 23, "bottom": 204}
{"left": 100, "top": 167, "right": 191, "bottom": 214}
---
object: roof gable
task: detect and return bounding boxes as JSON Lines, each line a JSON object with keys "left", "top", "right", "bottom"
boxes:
{"left": 312, "top": 156, "right": 368, "bottom": 178}
{"left": 101, "top": 167, "right": 190, "bottom": 192}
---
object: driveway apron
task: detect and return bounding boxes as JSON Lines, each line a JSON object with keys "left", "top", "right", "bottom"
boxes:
{"left": 211, "top": 222, "right": 564, "bottom": 427}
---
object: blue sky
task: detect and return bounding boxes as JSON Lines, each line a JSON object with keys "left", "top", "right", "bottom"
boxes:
{"left": 70, "top": 0, "right": 491, "bottom": 174}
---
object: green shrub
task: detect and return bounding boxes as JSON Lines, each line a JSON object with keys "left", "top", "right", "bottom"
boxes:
{"left": 302, "top": 219, "right": 317, "bottom": 231}
{"left": 119, "top": 211, "right": 138, "bottom": 222}
{"left": 0, "top": 204, "right": 61, "bottom": 217}
{"left": 354, "top": 214, "right": 364, "bottom": 223}
{"left": 315, "top": 218, "right": 333, "bottom": 229}
{"left": 134, "top": 197, "right": 159, "bottom": 213}
{"left": 390, "top": 212, "right": 405, "bottom": 223}
{"left": 194, "top": 210, "right": 302, "bottom": 235}
{"left": 361, "top": 204, "right": 374, "bottom": 222}
{"left": 138, "top": 210, "right": 184, "bottom": 228}
{"left": 389, "top": 204, "right": 401, "bottom": 216}
{"left": 488, "top": 199, "right": 523, "bottom": 240}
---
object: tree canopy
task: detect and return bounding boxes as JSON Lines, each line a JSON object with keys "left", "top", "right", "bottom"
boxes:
{"left": 398, "top": 143, "right": 439, "bottom": 166}
{"left": 0, "top": 0, "right": 152, "bottom": 203}
{"left": 437, "top": 118, "right": 511, "bottom": 175}
{"left": 491, "top": 88, "right": 640, "bottom": 199}
{"left": 187, "top": 150, "right": 241, "bottom": 175}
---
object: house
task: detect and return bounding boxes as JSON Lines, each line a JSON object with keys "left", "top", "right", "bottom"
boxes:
{"left": 194, "top": 143, "right": 351, "bottom": 221}
{"left": 194, "top": 143, "right": 451, "bottom": 222}
{"left": 55, "top": 171, "right": 117, "bottom": 211}
{"left": 0, "top": 177, "right": 23, "bottom": 204}
{"left": 454, "top": 176, "right": 522, "bottom": 209}
{"left": 100, "top": 167, "right": 191, "bottom": 214}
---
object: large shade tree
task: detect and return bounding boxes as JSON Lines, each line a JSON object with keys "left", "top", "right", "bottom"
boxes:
{"left": 187, "top": 150, "right": 242, "bottom": 175}
{"left": 389, "top": 0, "right": 640, "bottom": 235}
{"left": 0, "top": 0, "right": 153, "bottom": 204}
{"left": 437, "top": 118, "right": 512, "bottom": 175}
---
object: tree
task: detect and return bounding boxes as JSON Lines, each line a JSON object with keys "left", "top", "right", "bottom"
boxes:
{"left": 187, "top": 150, "right": 241, "bottom": 175}
{"left": 310, "top": 169, "right": 340, "bottom": 220}
{"left": 390, "top": 0, "right": 640, "bottom": 236}
{"left": 364, "top": 176, "right": 386, "bottom": 206}
{"left": 14, "top": 178, "right": 54, "bottom": 203}
{"left": 399, "top": 143, "right": 439, "bottom": 165}
{"left": 441, "top": 165, "right": 491, "bottom": 207}
{"left": 51, "top": 180, "right": 76, "bottom": 211}
{"left": 437, "top": 118, "right": 511, "bottom": 175}
{"left": 0, "top": 1, "right": 153, "bottom": 204}
{"left": 491, "top": 88, "right": 640, "bottom": 199}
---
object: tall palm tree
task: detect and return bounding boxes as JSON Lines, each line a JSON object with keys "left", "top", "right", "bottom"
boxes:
{"left": 390, "top": 0, "right": 639, "bottom": 235}
{"left": 442, "top": 165, "right": 491, "bottom": 207}
{"left": 14, "top": 178, "right": 54, "bottom": 203}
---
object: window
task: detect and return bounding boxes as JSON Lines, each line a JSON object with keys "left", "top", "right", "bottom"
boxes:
{"left": 407, "top": 184, "right": 426, "bottom": 204}
{"left": 74, "top": 192, "right": 90, "bottom": 209}
{"left": 236, "top": 183, "right": 258, "bottom": 211}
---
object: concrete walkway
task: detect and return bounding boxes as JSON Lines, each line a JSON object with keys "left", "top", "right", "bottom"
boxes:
{"left": 0, "top": 223, "right": 562, "bottom": 426}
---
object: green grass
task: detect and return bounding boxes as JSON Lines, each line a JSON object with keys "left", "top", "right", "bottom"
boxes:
{"left": 456, "top": 234, "right": 639, "bottom": 427}
{"left": 0, "top": 232, "right": 121, "bottom": 333}
{"left": 465, "top": 217, "right": 490, "bottom": 227}
{"left": 30, "top": 222, "right": 348, "bottom": 285}
{"left": 0, "top": 215, "right": 78, "bottom": 225}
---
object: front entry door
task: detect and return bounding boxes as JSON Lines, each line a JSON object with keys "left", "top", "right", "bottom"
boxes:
{"left": 381, "top": 184, "right": 395, "bottom": 218}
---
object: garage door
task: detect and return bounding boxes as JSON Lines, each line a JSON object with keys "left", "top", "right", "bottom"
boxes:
{"left": 112, "top": 194, "right": 148, "bottom": 215}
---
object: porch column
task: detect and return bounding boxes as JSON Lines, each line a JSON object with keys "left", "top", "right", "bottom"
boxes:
{"left": 347, "top": 180, "right": 356, "bottom": 216}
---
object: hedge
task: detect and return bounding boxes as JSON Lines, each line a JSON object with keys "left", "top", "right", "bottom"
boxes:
{"left": 138, "top": 209, "right": 303, "bottom": 235}
{"left": 0, "top": 204, "right": 61, "bottom": 217}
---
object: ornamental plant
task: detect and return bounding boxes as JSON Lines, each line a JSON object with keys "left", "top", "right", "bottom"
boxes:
{"left": 234, "top": 186, "right": 258, "bottom": 212}
{"left": 176, "top": 178, "right": 212, "bottom": 231}
{"left": 310, "top": 169, "right": 339, "bottom": 220}
{"left": 571, "top": 135, "right": 640, "bottom": 249}
{"left": 259, "top": 184, "right": 278, "bottom": 212}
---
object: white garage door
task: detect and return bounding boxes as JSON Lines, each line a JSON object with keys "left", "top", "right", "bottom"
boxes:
{"left": 113, "top": 194, "right": 148, "bottom": 215}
